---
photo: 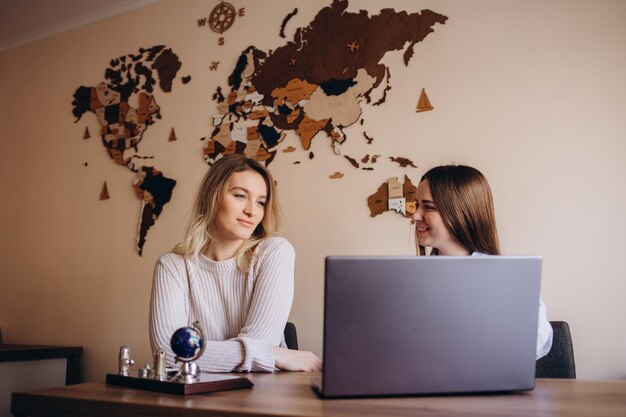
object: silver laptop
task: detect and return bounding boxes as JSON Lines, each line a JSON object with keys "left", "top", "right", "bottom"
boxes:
{"left": 311, "top": 256, "right": 541, "bottom": 398}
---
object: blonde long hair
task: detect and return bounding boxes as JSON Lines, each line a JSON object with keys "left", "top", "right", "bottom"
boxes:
{"left": 173, "top": 155, "right": 281, "bottom": 272}
{"left": 417, "top": 165, "right": 500, "bottom": 256}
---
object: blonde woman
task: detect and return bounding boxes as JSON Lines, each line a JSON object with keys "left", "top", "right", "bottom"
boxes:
{"left": 411, "top": 165, "right": 553, "bottom": 359}
{"left": 149, "top": 155, "right": 321, "bottom": 372}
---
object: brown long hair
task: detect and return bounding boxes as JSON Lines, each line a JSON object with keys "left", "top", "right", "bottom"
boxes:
{"left": 417, "top": 165, "right": 500, "bottom": 256}
{"left": 173, "top": 155, "right": 281, "bottom": 271}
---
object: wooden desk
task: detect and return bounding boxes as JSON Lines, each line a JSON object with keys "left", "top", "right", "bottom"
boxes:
{"left": 0, "top": 344, "right": 83, "bottom": 385}
{"left": 11, "top": 372, "right": 626, "bottom": 417}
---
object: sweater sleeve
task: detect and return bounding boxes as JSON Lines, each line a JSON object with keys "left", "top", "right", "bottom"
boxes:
{"left": 148, "top": 253, "right": 191, "bottom": 369}
{"left": 232, "top": 237, "right": 296, "bottom": 372}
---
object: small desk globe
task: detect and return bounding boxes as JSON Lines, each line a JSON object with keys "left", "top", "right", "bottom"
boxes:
{"left": 170, "top": 326, "right": 203, "bottom": 361}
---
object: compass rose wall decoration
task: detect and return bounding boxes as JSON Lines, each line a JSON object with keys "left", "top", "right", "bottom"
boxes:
{"left": 197, "top": 2, "right": 245, "bottom": 45}
{"left": 210, "top": 2, "right": 236, "bottom": 33}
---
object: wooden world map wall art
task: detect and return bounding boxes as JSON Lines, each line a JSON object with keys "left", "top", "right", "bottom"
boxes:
{"left": 73, "top": 0, "right": 447, "bottom": 255}
{"left": 72, "top": 45, "right": 186, "bottom": 256}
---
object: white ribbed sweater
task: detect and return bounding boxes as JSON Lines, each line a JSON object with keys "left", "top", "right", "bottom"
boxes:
{"left": 149, "top": 237, "right": 295, "bottom": 372}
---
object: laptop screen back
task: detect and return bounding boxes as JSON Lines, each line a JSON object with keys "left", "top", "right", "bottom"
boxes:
{"left": 321, "top": 256, "right": 541, "bottom": 397}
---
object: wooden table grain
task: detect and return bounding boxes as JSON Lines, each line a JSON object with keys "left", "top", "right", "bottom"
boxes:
{"left": 11, "top": 372, "right": 626, "bottom": 417}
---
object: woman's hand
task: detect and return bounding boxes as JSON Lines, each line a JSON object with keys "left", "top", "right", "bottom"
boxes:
{"left": 273, "top": 346, "right": 322, "bottom": 371}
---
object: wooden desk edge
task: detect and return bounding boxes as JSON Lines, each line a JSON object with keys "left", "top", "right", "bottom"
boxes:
{"left": 0, "top": 345, "right": 84, "bottom": 361}
{"left": 10, "top": 376, "right": 626, "bottom": 417}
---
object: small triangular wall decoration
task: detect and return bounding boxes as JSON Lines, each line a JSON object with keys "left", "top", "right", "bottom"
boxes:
{"left": 99, "top": 181, "right": 110, "bottom": 200}
{"left": 416, "top": 88, "right": 434, "bottom": 112}
{"left": 83, "top": 127, "right": 91, "bottom": 139}
{"left": 169, "top": 128, "right": 177, "bottom": 142}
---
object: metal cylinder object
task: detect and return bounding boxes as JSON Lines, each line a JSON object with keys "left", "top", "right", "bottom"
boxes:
{"left": 154, "top": 349, "right": 167, "bottom": 381}
{"left": 138, "top": 365, "right": 151, "bottom": 378}
{"left": 118, "top": 345, "right": 135, "bottom": 376}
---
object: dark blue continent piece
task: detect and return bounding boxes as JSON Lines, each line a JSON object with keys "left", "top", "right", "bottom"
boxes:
{"left": 71, "top": 86, "right": 92, "bottom": 120}
{"left": 319, "top": 78, "right": 356, "bottom": 96}
{"left": 257, "top": 124, "right": 282, "bottom": 148}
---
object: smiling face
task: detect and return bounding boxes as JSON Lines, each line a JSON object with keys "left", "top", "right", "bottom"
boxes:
{"left": 212, "top": 169, "right": 268, "bottom": 245}
{"left": 411, "top": 179, "right": 470, "bottom": 256}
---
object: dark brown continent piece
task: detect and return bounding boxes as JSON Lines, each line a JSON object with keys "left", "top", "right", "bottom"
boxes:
{"left": 389, "top": 156, "right": 417, "bottom": 168}
{"left": 250, "top": 0, "right": 447, "bottom": 107}
{"left": 344, "top": 155, "right": 360, "bottom": 168}
{"left": 280, "top": 8, "right": 299, "bottom": 38}
{"left": 367, "top": 182, "right": 389, "bottom": 217}
{"left": 402, "top": 174, "right": 418, "bottom": 205}
{"left": 151, "top": 48, "right": 182, "bottom": 92}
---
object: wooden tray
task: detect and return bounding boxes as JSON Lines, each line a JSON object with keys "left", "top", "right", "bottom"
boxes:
{"left": 106, "top": 372, "right": 253, "bottom": 395}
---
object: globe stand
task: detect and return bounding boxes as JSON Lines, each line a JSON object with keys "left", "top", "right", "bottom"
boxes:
{"left": 172, "top": 361, "right": 199, "bottom": 384}
{"left": 170, "top": 321, "right": 206, "bottom": 384}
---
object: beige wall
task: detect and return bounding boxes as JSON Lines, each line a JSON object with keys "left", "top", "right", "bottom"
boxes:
{"left": 1, "top": 0, "right": 625, "bottom": 381}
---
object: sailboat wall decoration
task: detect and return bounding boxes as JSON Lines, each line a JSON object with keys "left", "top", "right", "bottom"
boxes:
{"left": 169, "top": 128, "right": 178, "bottom": 142}
{"left": 99, "top": 181, "right": 110, "bottom": 200}
{"left": 416, "top": 88, "right": 434, "bottom": 112}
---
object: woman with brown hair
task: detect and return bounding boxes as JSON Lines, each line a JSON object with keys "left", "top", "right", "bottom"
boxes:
{"left": 411, "top": 164, "right": 553, "bottom": 359}
{"left": 149, "top": 155, "right": 321, "bottom": 372}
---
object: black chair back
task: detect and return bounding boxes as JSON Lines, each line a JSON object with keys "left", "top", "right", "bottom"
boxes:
{"left": 284, "top": 322, "right": 299, "bottom": 350}
{"left": 536, "top": 321, "right": 576, "bottom": 378}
